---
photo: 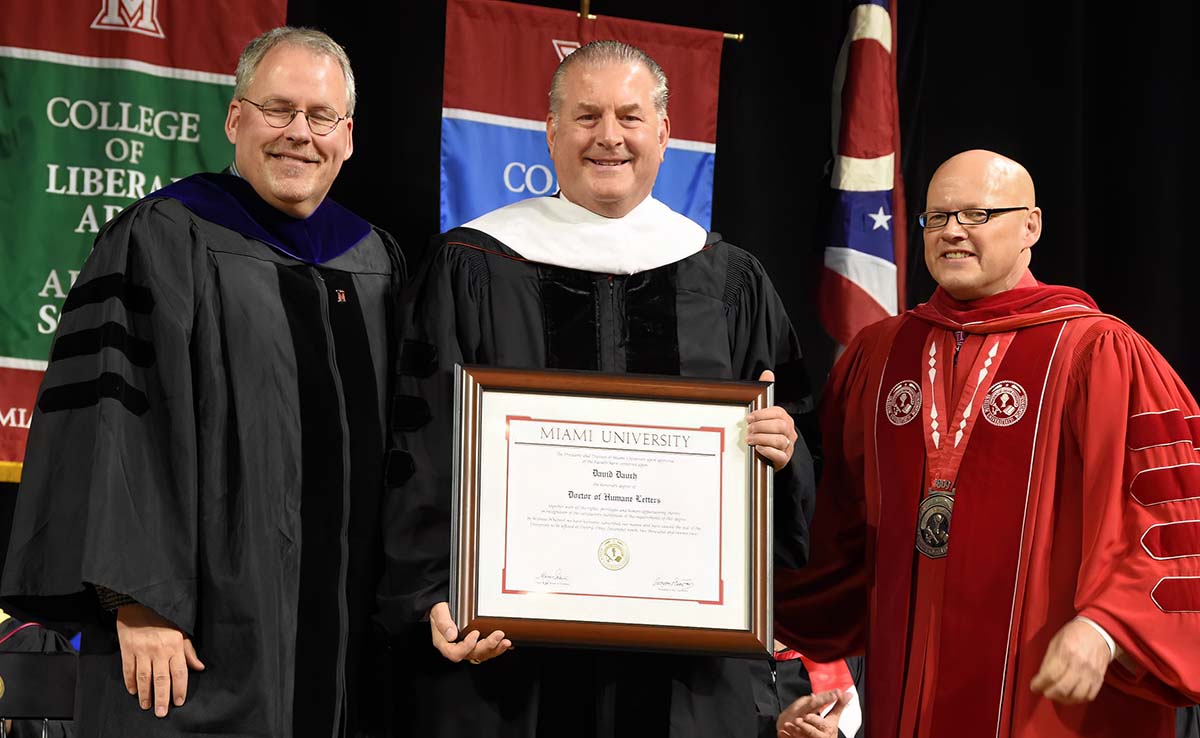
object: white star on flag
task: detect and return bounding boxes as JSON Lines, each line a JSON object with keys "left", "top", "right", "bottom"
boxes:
{"left": 867, "top": 206, "right": 893, "bottom": 231}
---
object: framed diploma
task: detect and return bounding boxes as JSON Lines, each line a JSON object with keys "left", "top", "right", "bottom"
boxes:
{"left": 449, "top": 365, "right": 773, "bottom": 657}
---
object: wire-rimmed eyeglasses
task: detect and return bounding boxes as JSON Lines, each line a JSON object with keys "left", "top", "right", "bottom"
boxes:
{"left": 239, "top": 97, "right": 348, "bottom": 136}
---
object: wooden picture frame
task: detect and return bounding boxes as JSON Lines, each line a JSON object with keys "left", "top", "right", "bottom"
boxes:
{"left": 449, "top": 364, "right": 773, "bottom": 657}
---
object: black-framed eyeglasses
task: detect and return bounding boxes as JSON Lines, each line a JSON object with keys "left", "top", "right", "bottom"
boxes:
{"left": 239, "top": 97, "right": 348, "bottom": 136}
{"left": 918, "top": 206, "right": 1029, "bottom": 229}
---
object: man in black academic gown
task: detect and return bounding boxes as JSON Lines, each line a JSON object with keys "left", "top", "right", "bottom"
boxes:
{"left": 1, "top": 27, "right": 402, "bottom": 738}
{"left": 381, "top": 41, "right": 828, "bottom": 737}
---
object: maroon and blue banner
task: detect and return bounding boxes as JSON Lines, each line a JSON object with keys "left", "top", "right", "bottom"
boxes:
{"left": 440, "top": 0, "right": 724, "bottom": 231}
{"left": 0, "top": 0, "right": 285, "bottom": 481}
{"left": 819, "top": 0, "right": 907, "bottom": 347}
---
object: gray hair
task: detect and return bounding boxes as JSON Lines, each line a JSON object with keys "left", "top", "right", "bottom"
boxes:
{"left": 548, "top": 40, "right": 669, "bottom": 123}
{"left": 233, "top": 26, "right": 357, "bottom": 116}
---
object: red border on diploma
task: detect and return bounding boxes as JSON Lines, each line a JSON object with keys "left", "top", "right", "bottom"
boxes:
{"left": 499, "top": 415, "right": 726, "bottom": 605}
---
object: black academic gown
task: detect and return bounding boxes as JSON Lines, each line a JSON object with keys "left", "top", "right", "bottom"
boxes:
{"left": 1, "top": 174, "right": 404, "bottom": 738}
{"left": 380, "top": 227, "right": 816, "bottom": 738}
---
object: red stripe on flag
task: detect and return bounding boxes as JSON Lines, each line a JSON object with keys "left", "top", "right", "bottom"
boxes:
{"left": 838, "top": 39, "right": 894, "bottom": 160}
{"left": 819, "top": 269, "right": 890, "bottom": 347}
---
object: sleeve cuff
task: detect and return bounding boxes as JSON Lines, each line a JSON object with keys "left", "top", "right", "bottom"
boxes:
{"left": 1074, "top": 615, "right": 1116, "bottom": 662}
{"left": 93, "top": 585, "right": 138, "bottom": 612}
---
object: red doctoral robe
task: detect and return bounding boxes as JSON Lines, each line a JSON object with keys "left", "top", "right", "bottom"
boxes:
{"left": 777, "top": 277, "right": 1200, "bottom": 737}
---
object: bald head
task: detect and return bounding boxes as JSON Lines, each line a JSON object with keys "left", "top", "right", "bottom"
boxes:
{"left": 922, "top": 150, "right": 1043, "bottom": 300}
{"left": 928, "top": 149, "right": 1036, "bottom": 208}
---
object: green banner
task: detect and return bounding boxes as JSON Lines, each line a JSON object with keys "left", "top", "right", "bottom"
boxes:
{"left": 0, "top": 53, "right": 235, "bottom": 479}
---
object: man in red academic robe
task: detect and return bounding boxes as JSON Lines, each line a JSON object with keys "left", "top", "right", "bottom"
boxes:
{"left": 776, "top": 149, "right": 1200, "bottom": 738}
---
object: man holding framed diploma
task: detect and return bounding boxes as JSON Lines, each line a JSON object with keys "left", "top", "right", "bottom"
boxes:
{"left": 380, "top": 41, "right": 822, "bottom": 738}
{"left": 452, "top": 367, "right": 777, "bottom": 656}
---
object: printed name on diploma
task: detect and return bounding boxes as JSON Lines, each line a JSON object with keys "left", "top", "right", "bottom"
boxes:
{"left": 592, "top": 469, "right": 637, "bottom": 479}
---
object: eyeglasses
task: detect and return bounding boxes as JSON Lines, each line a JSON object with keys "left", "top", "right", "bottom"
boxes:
{"left": 918, "top": 206, "right": 1029, "bottom": 229}
{"left": 239, "top": 97, "right": 348, "bottom": 136}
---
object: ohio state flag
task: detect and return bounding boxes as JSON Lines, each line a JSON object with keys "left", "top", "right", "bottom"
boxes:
{"left": 819, "top": 0, "right": 907, "bottom": 347}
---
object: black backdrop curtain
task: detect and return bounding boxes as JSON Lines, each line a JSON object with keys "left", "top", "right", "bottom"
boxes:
{"left": 284, "top": 0, "right": 1200, "bottom": 394}
{"left": 1, "top": 1, "right": 1196, "bottom": 560}
{"left": 899, "top": 0, "right": 1198, "bottom": 390}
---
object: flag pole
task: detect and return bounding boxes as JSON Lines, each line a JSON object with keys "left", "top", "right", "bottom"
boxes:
{"left": 577, "top": 1, "right": 744, "bottom": 41}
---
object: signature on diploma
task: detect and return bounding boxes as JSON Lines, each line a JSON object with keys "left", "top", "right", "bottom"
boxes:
{"left": 652, "top": 576, "right": 695, "bottom": 593}
{"left": 535, "top": 569, "right": 570, "bottom": 586}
